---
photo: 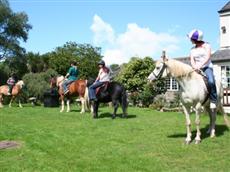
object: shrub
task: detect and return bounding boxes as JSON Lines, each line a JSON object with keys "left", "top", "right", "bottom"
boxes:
{"left": 22, "top": 69, "right": 58, "bottom": 102}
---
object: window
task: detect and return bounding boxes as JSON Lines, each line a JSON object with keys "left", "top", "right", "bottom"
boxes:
{"left": 221, "top": 26, "right": 226, "bottom": 34}
{"left": 165, "top": 77, "right": 179, "bottom": 91}
{"left": 221, "top": 65, "right": 230, "bottom": 88}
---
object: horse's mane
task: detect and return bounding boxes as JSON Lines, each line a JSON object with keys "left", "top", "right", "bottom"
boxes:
{"left": 166, "top": 59, "right": 194, "bottom": 78}
{"left": 16, "top": 80, "right": 24, "bottom": 85}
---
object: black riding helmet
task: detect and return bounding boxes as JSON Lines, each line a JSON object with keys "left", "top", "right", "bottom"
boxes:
{"left": 98, "top": 60, "right": 105, "bottom": 66}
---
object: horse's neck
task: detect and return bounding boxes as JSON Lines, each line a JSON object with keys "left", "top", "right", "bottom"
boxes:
{"left": 166, "top": 59, "right": 193, "bottom": 78}
{"left": 57, "top": 76, "right": 64, "bottom": 87}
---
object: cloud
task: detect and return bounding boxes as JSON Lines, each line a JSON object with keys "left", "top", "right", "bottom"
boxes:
{"left": 90, "top": 14, "right": 115, "bottom": 45}
{"left": 91, "top": 15, "right": 180, "bottom": 65}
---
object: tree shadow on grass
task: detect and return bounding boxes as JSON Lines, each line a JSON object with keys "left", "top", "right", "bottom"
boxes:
{"left": 167, "top": 124, "right": 229, "bottom": 140}
{"left": 97, "top": 112, "right": 136, "bottom": 119}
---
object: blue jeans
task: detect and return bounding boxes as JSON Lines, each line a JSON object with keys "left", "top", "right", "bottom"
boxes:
{"left": 89, "top": 81, "right": 104, "bottom": 100}
{"left": 202, "top": 67, "right": 217, "bottom": 103}
{"left": 62, "top": 80, "right": 74, "bottom": 92}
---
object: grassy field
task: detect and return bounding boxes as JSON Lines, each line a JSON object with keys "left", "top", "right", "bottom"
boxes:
{"left": 0, "top": 105, "right": 229, "bottom": 172}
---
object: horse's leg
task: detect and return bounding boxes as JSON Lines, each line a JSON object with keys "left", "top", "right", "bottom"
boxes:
{"left": 60, "top": 98, "right": 65, "bottom": 112}
{"left": 9, "top": 96, "right": 14, "bottom": 108}
{"left": 93, "top": 102, "right": 99, "bottom": 118}
{"left": 0, "top": 94, "right": 3, "bottom": 108}
{"left": 194, "top": 104, "right": 202, "bottom": 144}
{"left": 209, "top": 106, "right": 216, "bottom": 138}
{"left": 112, "top": 100, "right": 119, "bottom": 119}
{"left": 181, "top": 104, "right": 192, "bottom": 144}
{"left": 80, "top": 97, "right": 85, "bottom": 114}
{"left": 66, "top": 99, "right": 70, "bottom": 112}
{"left": 19, "top": 99, "right": 22, "bottom": 108}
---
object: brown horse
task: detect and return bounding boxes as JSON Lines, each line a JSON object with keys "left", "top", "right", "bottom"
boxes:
{"left": 0, "top": 80, "right": 25, "bottom": 108}
{"left": 56, "top": 76, "right": 89, "bottom": 113}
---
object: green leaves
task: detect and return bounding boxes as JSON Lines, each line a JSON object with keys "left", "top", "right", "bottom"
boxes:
{"left": 0, "top": 0, "right": 32, "bottom": 60}
{"left": 116, "top": 56, "right": 155, "bottom": 92}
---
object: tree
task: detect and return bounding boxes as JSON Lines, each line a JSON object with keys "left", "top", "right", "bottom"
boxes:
{"left": 0, "top": 0, "right": 32, "bottom": 60}
{"left": 26, "top": 52, "right": 49, "bottom": 73}
{"left": 115, "top": 56, "right": 155, "bottom": 92}
{"left": 115, "top": 57, "right": 166, "bottom": 106}
{"left": 47, "top": 42, "right": 102, "bottom": 78}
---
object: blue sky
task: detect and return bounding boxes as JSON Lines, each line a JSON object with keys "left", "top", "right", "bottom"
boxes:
{"left": 10, "top": 0, "right": 229, "bottom": 64}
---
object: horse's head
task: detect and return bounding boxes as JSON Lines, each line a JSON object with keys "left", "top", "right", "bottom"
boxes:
{"left": 16, "top": 80, "right": 25, "bottom": 89}
{"left": 148, "top": 59, "right": 168, "bottom": 82}
{"left": 56, "top": 76, "right": 65, "bottom": 87}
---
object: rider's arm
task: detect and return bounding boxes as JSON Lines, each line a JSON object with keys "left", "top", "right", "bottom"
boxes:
{"left": 95, "top": 69, "right": 102, "bottom": 82}
{"left": 190, "top": 53, "right": 197, "bottom": 69}
{"left": 65, "top": 73, "right": 69, "bottom": 79}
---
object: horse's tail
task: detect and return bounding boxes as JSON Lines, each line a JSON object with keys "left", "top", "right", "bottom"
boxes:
{"left": 217, "top": 80, "right": 230, "bottom": 127}
{"left": 121, "top": 87, "right": 128, "bottom": 115}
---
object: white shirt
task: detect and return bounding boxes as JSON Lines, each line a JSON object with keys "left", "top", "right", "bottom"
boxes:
{"left": 190, "top": 43, "right": 213, "bottom": 68}
{"left": 98, "top": 67, "right": 110, "bottom": 82}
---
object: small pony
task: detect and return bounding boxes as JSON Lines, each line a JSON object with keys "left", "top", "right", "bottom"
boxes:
{"left": 148, "top": 57, "right": 229, "bottom": 144}
{"left": 56, "top": 76, "right": 89, "bottom": 113}
{"left": 0, "top": 80, "right": 25, "bottom": 108}
{"left": 87, "top": 80, "right": 128, "bottom": 119}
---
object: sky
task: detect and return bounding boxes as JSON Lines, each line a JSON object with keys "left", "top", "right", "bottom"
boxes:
{"left": 9, "top": 0, "right": 229, "bottom": 64}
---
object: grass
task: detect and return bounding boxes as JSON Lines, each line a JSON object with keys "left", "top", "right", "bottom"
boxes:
{"left": 0, "top": 105, "right": 229, "bottom": 172}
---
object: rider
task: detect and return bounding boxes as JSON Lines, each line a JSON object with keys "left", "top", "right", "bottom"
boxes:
{"left": 89, "top": 60, "right": 111, "bottom": 101}
{"left": 62, "top": 61, "right": 79, "bottom": 95}
{"left": 188, "top": 29, "right": 217, "bottom": 109}
{"left": 7, "top": 73, "right": 17, "bottom": 95}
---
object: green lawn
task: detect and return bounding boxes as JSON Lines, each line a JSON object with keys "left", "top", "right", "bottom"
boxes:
{"left": 0, "top": 105, "right": 229, "bottom": 172}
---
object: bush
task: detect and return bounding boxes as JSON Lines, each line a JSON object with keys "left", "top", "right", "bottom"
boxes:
{"left": 149, "top": 94, "right": 166, "bottom": 110}
{"left": 22, "top": 69, "right": 58, "bottom": 102}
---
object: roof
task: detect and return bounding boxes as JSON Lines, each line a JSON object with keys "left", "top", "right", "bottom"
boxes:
{"left": 211, "top": 49, "right": 230, "bottom": 62}
{"left": 218, "top": 1, "right": 230, "bottom": 13}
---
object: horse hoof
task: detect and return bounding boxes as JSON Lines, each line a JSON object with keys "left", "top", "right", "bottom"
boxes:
{"left": 210, "top": 134, "right": 215, "bottom": 138}
{"left": 184, "top": 140, "right": 191, "bottom": 145}
{"left": 112, "top": 115, "right": 116, "bottom": 119}
{"left": 195, "top": 140, "right": 201, "bottom": 144}
{"left": 122, "top": 115, "right": 127, "bottom": 118}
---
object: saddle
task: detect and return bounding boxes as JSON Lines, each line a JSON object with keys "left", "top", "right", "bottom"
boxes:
{"left": 196, "top": 70, "right": 211, "bottom": 105}
{"left": 96, "top": 82, "right": 110, "bottom": 95}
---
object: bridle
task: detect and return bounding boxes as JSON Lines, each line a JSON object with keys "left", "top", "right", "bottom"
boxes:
{"left": 151, "top": 61, "right": 167, "bottom": 79}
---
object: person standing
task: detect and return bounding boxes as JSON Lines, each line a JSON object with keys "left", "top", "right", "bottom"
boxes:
{"left": 62, "top": 61, "right": 79, "bottom": 95}
{"left": 188, "top": 29, "right": 217, "bottom": 109}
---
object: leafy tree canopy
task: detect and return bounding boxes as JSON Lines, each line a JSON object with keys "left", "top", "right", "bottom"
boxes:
{"left": 0, "top": 0, "right": 32, "bottom": 60}
{"left": 115, "top": 56, "right": 155, "bottom": 92}
{"left": 47, "top": 42, "right": 102, "bottom": 79}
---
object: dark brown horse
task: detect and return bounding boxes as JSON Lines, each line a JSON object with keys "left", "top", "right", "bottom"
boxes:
{"left": 0, "top": 80, "right": 25, "bottom": 108}
{"left": 56, "top": 76, "right": 89, "bottom": 113}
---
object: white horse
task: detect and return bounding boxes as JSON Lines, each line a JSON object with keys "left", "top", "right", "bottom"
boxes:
{"left": 56, "top": 76, "right": 89, "bottom": 113}
{"left": 148, "top": 57, "right": 229, "bottom": 144}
